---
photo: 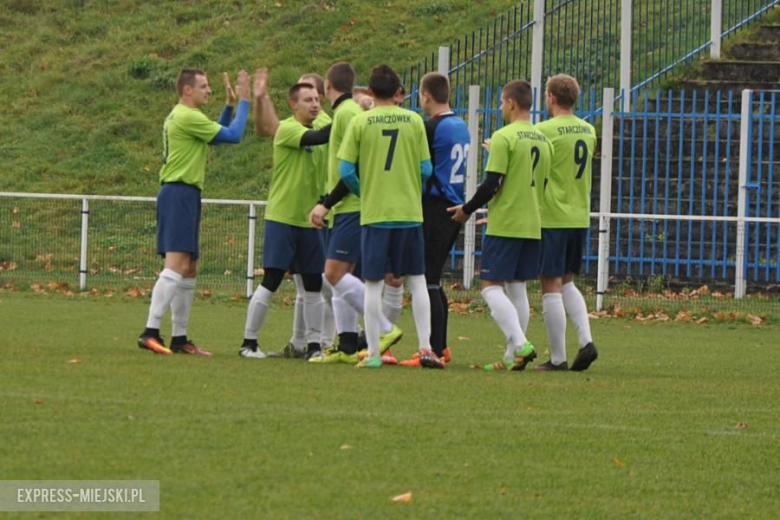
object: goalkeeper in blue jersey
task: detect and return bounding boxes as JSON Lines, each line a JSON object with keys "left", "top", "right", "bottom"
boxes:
{"left": 399, "top": 73, "right": 470, "bottom": 368}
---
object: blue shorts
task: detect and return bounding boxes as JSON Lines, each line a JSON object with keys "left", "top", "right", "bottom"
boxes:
{"left": 156, "top": 183, "right": 201, "bottom": 260}
{"left": 480, "top": 235, "right": 540, "bottom": 281}
{"left": 262, "top": 220, "right": 325, "bottom": 274}
{"left": 361, "top": 225, "right": 425, "bottom": 281}
{"left": 540, "top": 228, "right": 587, "bottom": 277}
{"left": 327, "top": 212, "right": 361, "bottom": 264}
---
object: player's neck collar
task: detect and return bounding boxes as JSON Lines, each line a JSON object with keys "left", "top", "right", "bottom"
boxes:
{"left": 332, "top": 92, "right": 352, "bottom": 110}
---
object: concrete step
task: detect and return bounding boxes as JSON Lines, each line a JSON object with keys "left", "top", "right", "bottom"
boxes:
{"left": 609, "top": 138, "right": 777, "bottom": 158}
{"left": 678, "top": 79, "right": 780, "bottom": 93}
{"left": 728, "top": 43, "right": 780, "bottom": 61}
{"left": 700, "top": 60, "right": 780, "bottom": 83}
{"left": 757, "top": 24, "right": 780, "bottom": 42}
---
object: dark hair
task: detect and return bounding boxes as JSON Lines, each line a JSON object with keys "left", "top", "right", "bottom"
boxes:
{"left": 502, "top": 80, "right": 533, "bottom": 110}
{"left": 176, "top": 68, "right": 206, "bottom": 96}
{"left": 288, "top": 82, "right": 316, "bottom": 101}
{"left": 368, "top": 64, "right": 401, "bottom": 100}
{"left": 546, "top": 74, "right": 580, "bottom": 108}
{"left": 299, "top": 73, "right": 325, "bottom": 96}
{"left": 420, "top": 73, "right": 450, "bottom": 104}
{"left": 326, "top": 62, "right": 356, "bottom": 94}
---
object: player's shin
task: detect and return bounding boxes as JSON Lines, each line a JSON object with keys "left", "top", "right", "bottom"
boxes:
{"left": 364, "top": 280, "right": 384, "bottom": 358}
{"left": 407, "top": 275, "right": 432, "bottom": 352}
{"left": 562, "top": 282, "right": 593, "bottom": 348}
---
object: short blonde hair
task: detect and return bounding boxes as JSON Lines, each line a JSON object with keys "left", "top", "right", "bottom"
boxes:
{"left": 546, "top": 74, "right": 580, "bottom": 109}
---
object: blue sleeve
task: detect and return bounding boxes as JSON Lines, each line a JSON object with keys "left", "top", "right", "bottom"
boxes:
{"left": 216, "top": 105, "right": 234, "bottom": 126}
{"left": 339, "top": 160, "right": 360, "bottom": 196}
{"left": 210, "top": 100, "right": 249, "bottom": 145}
{"left": 420, "top": 159, "right": 432, "bottom": 188}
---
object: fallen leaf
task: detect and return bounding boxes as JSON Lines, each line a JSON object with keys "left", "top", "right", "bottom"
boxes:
{"left": 34, "top": 398, "right": 44, "bottom": 405}
{"left": 457, "top": 336, "right": 470, "bottom": 341}
{"left": 391, "top": 492, "right": 412, "bottom": 503}
{"left": 696, "top": 317, "right": 708, "bottom": 324}
{"left": 500, "top": 486, "right": 507, "bottom": 495}
{"left": 224, "top": 269, "right": 233, "bottom": 275}
{"left": 735, "top": 422, "right": 748, "bottom": 430}
{"left": 612, "top": 458, "right": 625, "bottom": 468}
{"left": 339, "top": 444, "right": 352, "bottom": 450}
{"left": 12, "top": 207, "right": 19, "bottom": 213}
{"left": 66, "top": 358, "right": 82, "bottom": 364}
{"left": 11, "top": 221, "right": 22, "bottom": 228}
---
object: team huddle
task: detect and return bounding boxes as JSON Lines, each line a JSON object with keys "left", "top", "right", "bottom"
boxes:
{"left": 136, "top": 61, "right": 599, "bottom": 372}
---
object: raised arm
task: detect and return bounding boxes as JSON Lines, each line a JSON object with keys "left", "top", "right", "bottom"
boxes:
{"left": 252, "top": 68, "right": 280, "bottom": 137}
{"left": 210, "top": 70, "right": 250, "bottom": 145}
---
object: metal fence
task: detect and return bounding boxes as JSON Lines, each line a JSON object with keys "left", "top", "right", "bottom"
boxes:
{"left": 400, "top": 0, "right": 779, "bottom": 111}
{"left": 2, "top": 89, "right": 778, "bottom": 314}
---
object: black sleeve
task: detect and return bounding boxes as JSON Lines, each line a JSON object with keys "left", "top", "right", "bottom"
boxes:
{"left": 299, "top": 124, "right": 332, "bottom": 147}
{"left": 321, "top": 180, "right": 351, "bottom": 209}
{"left": 462, "top": 172, "right": 503, "bottom": 214}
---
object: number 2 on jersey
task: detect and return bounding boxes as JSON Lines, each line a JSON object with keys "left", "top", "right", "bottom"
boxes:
{"left": 382, "top": 129, "right": 399, "bottom": 171}
{"left": 449, "top": 143, "right": 469, "bottom": 183}
{"left": 529, "top": 146, "right": 540, "bottom": 187}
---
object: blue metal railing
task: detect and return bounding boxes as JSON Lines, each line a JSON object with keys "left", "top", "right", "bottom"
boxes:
{"left": 401, "top": 1, "right": 779, "bottom": 114}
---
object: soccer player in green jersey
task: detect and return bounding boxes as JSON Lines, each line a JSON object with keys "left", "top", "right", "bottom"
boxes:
{"left": 137, "top": 68, "right": 250, "bottom": 357}
{"left": 337, "top": 64, "right": 438, "bottom": 369}
{"left": 449, "top": 80, "right": 552, "bottom": 371}
{"left": 307, "top": 62, "right": 404, "bottom": 364}
{"left": 534, "top": 74, "right": 599, "bottom": 371}
{"left": 252, "top": 69, "right": 337, "bottom": 358}
{"left": 240, "top": 82, "right": 332, "bottom": 359}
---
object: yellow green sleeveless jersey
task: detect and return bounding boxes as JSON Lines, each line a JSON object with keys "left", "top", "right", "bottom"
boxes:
{"left": 266, "top": 117, "right": 320, "bottom": 228}
{"left": 338, "top": 105, "right": 430, "bottom": 226}
{"left": 328, "top": 98, "right": 363, "bottom": 216}
{"left": 535, "top": 115, "right": 597, "bottom": 228}
{"left": 159, "top": 104, "right": 222, "bottom": 190}
{"left": 484, "top": 120, "right": 552, "bottom": 239}
{"left": 312, "top": 110, "right": 331, "bottom": 196}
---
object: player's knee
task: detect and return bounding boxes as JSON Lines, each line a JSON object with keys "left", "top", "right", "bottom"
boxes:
{"left": 260, "top": 268, "right": 286, "bottom": 293}
{"left": 301, "top": 273, "right": 323, "bottom": 292}
{"left": 324, "top": 261, "right": 349, "bottom": 286}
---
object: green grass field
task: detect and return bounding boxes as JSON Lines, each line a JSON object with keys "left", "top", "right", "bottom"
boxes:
{"left": 1, "top": 291, "right": 778, "bottom": 518}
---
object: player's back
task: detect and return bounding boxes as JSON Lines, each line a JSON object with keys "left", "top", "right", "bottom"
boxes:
{"left": 485, "top": 120, "right": 552, "bottom": 239}
{"left": 340, "top": 105, "right": 429, "bottom": 225}
{"left": 328, "top": 98, "right": 363, "bottom": 215}
{"left": 536, "top": 115, "right": 596, "bottom": 229}
{"left": 425, "top": 114, "right": 470, "bottom": 205}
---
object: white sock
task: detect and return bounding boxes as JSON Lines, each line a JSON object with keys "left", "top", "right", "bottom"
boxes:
{"left": 406, "top": 275, "right": 432, "bottom": 352}
{"left": 543, "top": 293, "right": 567, "bottom": 365}
{"left": 481, "top": 285, "right": 526, "bottom": 354}
{"left": 321, "top": 276, "right": 336, "bottom": 347}
{"left": 171, "top": 277, "right": 196, "bottom": 337}
{"left": 562, "top": 282, "right": 593, "bottom": 348}
{"left": 382, "top": 283, "right": 404, "bottom": 324}
{"left": 364, "top": 280, "right": 384, "bottom": 357}
{"left": 289, "top": 275, "right": 306, "bottom": 348}
{"left": 505, "top": 281, "right": 530, "bottom": 333}
{"left": 335, "top": 273, "right": 392, "bottom": 334}
{"left": 146, "top": 268, "right": 183, "bottom": 329}
{"left": 332, "top": 294, "right": 359, "bottom": 333}
{"left": 244, "top": 285, "right": 274, "bottom": 340}
{"left": 302, "top": 291, "right": 323, "bottom": 346}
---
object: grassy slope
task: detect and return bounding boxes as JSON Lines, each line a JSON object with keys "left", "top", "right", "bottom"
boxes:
{"left": 0, "top": 0, "right": 519, "bottom": 198}
{"left": 1, "top": 292, "right": 778, "bottom": 518}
